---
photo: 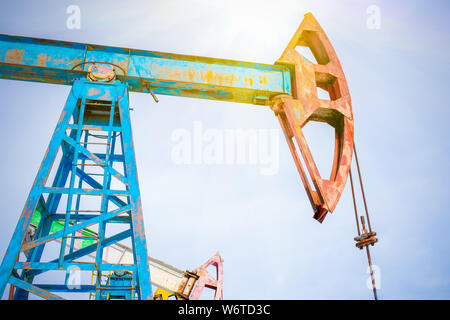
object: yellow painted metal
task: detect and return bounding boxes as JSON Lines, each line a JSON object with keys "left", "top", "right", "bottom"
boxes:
{"left": 153, "top": 287, "right": 183, "bottom": 300}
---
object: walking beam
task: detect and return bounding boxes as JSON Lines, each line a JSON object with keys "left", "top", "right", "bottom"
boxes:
{"left": 0, "top": 34, "right": 291, "bottom": 105}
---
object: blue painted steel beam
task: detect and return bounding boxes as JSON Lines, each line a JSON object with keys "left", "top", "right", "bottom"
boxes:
{"left": 9, "top": 276, "right": 64, "bottom": 300}
{"left": 41, "top": 187, "right": 131, "bottom": 196}
{"left": 0, "top": 34, "right": 291, "bottom": 105}
{"left": 78, "top": 153, "right": 124, "bottom": 162}
{"left": 36, "top": 285, "right": 95, "bottom": 293}
{"left": 15, "top": 262, "right": 136, "bottom": 272}
{"left": 116, "top": 83, "right": 153, "bottom": 300}
{"left": 34, "top": 284, "right": 135, "bottom": 293}
{"left": 48, "top": 214, "right": 130, "bottom": 223}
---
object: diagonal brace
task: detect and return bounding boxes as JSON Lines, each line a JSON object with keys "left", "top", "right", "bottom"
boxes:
{"left": 63, "top": 134, "right": 128, "bottom": 186}
{"left": 9, "top": 276, "right": 64, "bottom": 300}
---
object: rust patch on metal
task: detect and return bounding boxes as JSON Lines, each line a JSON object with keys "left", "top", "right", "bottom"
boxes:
{"left": 5, "top": 49, "right": 25, "bottom": 64}
{"left": 151, "top": 64, "right": 241, "bottom": 87}
{"left": 189, "top": 253, "right": 223, "bottom": 300}
{"left": 37, "top": 53, "right": 47, "bottom": 67}
{"left": 87, "top": 88, "right": 101, "bottom": 97}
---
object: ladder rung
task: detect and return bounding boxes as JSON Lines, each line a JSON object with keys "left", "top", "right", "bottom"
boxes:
{"left": 88, "top": 134, "right": 109, "bottom": 139}
{"left": 76, "top": 163, "right": 105, "bottom": 167}
{"left": 65, "top": 235, "right": 99, "bottom": 239}
{"left": 80, "top": 142, "right": 109, "bottom": 145}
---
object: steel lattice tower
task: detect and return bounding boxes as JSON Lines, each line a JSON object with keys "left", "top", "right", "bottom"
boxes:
{"left": 0, "top": 79, "right": 152, "bottom": 299}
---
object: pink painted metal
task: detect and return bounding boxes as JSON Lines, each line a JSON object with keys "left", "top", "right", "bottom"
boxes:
{"left": 271, "top": 13, "right": 354, "bottom": 222}
{"left": 190, "top": 252, "right": 223, "bottom": 300}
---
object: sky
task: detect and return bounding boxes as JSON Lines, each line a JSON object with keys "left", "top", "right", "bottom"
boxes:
{"left": 0, "top": 0, "right": 449, "bottom": 300}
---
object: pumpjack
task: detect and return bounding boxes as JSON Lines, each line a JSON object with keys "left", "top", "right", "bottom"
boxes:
{"left": 0, "top": 13, "right": 362, "bottom": 300}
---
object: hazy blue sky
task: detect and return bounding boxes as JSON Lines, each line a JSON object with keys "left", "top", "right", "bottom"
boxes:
{"left": 0, "top": 0, "right": 449, "bottom": 299}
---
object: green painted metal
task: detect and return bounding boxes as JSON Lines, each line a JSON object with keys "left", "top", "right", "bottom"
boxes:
{"left": 30, "top": 209, "right": 96, "bottom": 250}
